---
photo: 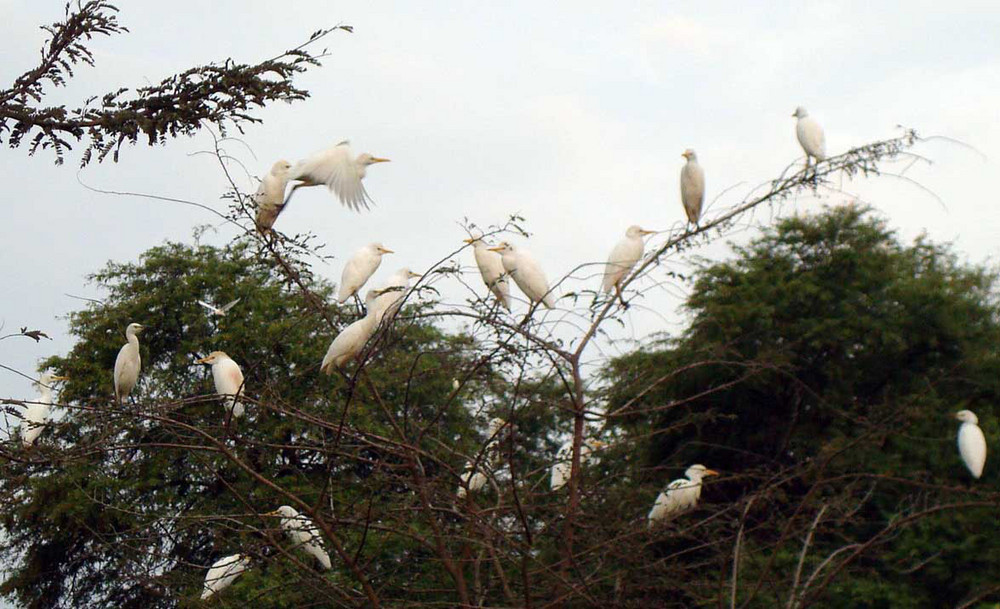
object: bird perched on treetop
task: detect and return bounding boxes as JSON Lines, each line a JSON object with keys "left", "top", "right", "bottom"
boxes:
{"left": 267, "top": 505, "right": 332, "bottom": 570}
{"left": 490, "top": 242, "right": 556, "bottom": 309}
{"left": 680, "top": 149, "right": 705, "bottom": 226}
{"left": 464, "top": 232, "right": 512, "bottom": 310}
{"left": 113, "top": 323, "right": 144, "bottom": 404}
{"left": 339, "top": 243, "right": 393, "bottom": 303}
{"left": 792, "top": 106, "right": 826, "bottom": 168}
{"left": 955, "top": 410, "right": 987, "bottom": 479}
{"left": 195, "top": 351, "right": 246, "bottom": 419}
{"left": 21, "top": 371, "right": 68, "bottom": 447}
{"left": 647, "top": 464, "right": 719, "bottom": 528}
{"left": 602, "top": 225, "right": 655, "bottom": 295}
{"left": 253, "top": 160, "right": 292, "bottom": 232}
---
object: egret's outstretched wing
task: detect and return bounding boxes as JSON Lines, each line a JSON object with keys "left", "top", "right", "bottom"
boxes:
{"left": 197, "top": 300, "right": 218, "bottom": 313}
{"left": 219, "top": 298, "right": 241, "bottom": 313}
{"left": 290, "top": 143, "right": 373, "bottom": 211}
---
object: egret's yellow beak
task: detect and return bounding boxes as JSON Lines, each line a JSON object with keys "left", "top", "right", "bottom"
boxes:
{"left": 264, "top": 510, "right": 279, "bottom": 517}
{"left": 380, "top": 247, "right": 394, "bottom": 254}
{"left": 50, "top": 375, "right": 69, "bottom": 381}
{"left": 195, "top": 356, "right": 212, "bottom": 364}
{"left": 488, "top": 246, "right": 504, "bottom": 252}
{"left": 704, "top": 469, "right": 720, "bottom": 477}
{"left": 370, "top": 157, "right": 391, "bottom": 164}
{"left": 639, "top": 229, "right": 656, "bottom": 236}
{"left": 463, "top": 238, "right": 475, "bottom": 244}
{"left": 791, "top": 112, "right": 797, "bottom": 117}
{"left": 408, "top": 271, "right": 421, "bottom": 279}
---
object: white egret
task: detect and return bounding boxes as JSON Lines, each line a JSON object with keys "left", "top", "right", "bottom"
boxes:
{"left": 550, "top": 439, "right": 607, "bottom": 491}
{"left": 457, "top": 461, "right": 489, "bottom": 498}
{"left": 647, "top": 464, "right": 719, "bottom": 528}
{"left": 680, "top": 149, "right": 705, "bottom": 225}
{"left": 197, "top": 298, "right": 241, "bottom": 317}
{"left": 490, "top": 242, "right": 556, "bottom": 309}
{"left": 286, "top": 141, "right": 389, "bottom": 211}
{"left": 464, "top": 233, "right": 511, "bottom": 310}
{"left": 320, "top": 290, "right": 381, "bottom": 373}
{"left": 268, "top": 505, "right": 332, "bottom": 570}
{"left": 253, "top": 159, "right": 292, "bottom": 232}
{"left": 201, "top": 554, "right": 251, "bottom": 600}
{"left": 196, "top": 351, "right": 246, "bottom": 419}
{"left": 372, "top": 268, "right": 421, "bottom": 325}
{"left": 955, "top": 410, "right": 987, "bottom": 479}
{"left": 339, "top": 243, "right": 393, "bottom": 303}
{"left": 601, "top": 226, "right": 655, "bottom": 294}
{"left": 113, "top": 322, "right": 144, "bottom": 404}
{"left": 793, "top": 106, "right": 826, "bottom": 167}
{"left": 21, "top": 371, "right": 67, "bottom": 447}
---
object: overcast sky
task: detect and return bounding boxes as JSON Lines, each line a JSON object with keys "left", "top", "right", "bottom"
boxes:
{"left": 2, "top": 1, "right": 999, "bottom": 409}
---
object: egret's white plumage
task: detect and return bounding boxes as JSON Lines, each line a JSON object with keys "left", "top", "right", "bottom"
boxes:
{"left": 680, "top": 149, "right": 705, "bottom": 225}
{"left": 201, "top": 554, "right": 251, "bottom": 600}
{"left": 321, "top": 290, "right": 381, "bottom": 373}
{"left": 793, "top": 107, "right": 826, "bottom": 165}
{"left": 196, "top": 351, "right": 246, "bottom": 419}
{"left": 21, "top": 372, "right": 67, "bottom": 447}
{"left": 270, "top": 505, "right": 332, "bottom": 570}
{"left": 465, "top": 234, "right": 511, "bottom": 310}
{"left": 286, "top": 141, "right": 389, "bottom": 211}
{"left": 956, "top": 410, "right": 987, "bottom": 479}
{"left": 372, "top": 268, "right": 421, "bottom": 325}
{"left": 253, "top": 160, "right": 292, "bottom": 232}
{"left": 491, "top": 242, "right": 556, "bottom": 309}
{"left": 550, "top": 439, "right": 606, "bottom": 491}
{"left": 602, "top": 226, "right": 654, "bottom": 294}
{"left": 113, "top": 323, "right": 144, "bottom": 404}
{"left": 339, "top": 243, "right": 393, "bottom": 303}
{"left": 647, "top": 464, "right": 719, "bottom": 528}
{"left": 198, "top": 298, "right": 241, "bottom": 317}
{"left": 457, "top": 461, "right": 489, "bottom": 498}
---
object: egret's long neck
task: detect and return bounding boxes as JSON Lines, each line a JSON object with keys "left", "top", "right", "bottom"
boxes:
{"left": 37, "top": 386, "right": 53, "bottom": 404}
{"left": 126, "top": 328, "right": 140, "bottom": 347}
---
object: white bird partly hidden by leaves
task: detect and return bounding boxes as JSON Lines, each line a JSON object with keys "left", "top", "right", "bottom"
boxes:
{"left": 286, "top": 141, "right": 390, "bottom": 211}
{"left": 321, "top": 289, "right": 381, "bottom": 373}
{"left": 253, "top": 159, "right": 292, "bottom": 232}
{"left": 113, "top": 322, "right": 144, "bottom": 404}
{"left": 602, "top": 225, "right": 655, "bottom": 295}
{"left": 647, "top": 464, "right": 719, "bottom": 528}
{"left": 465, "top": 233, "right": 512, "bottom": 310}
{"left": 680, "top": 149, "right": 705, "bottom": 225}
{"left": 21, "top": 371, "right": 67, "bottom": 447}
{"left": 372, "top": 268, "right": 421, "bottom": 325}
{"left": 198, "top": 298, "right": 241, "bottom": 317}
{"left": 955, "top": 410, "right": 987, "bottom": 479}
{"left": 201, "top": 554, "right": 251, "bottom": 600}
{"left": 550, "top": 439, "right": 607, "bottom": 491}
{"left": 196, "top": 351, "right": 246, "bottom": 419}
{"left": 339, "top": 243, "right": 393, "bottom": 303}
{"left": 793, "top": 106, "right": 826, "bottom": 167}
{"left": 268, "top": 505, "right": 332, "bottom": 570}
{"left": 491, "top": 242, "right": 556, "bottom": 309}
{"left": 457, "top": 461, "right": 489, "bottom": 498}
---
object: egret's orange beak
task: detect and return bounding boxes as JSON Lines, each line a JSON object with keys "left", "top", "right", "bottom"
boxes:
{"left": 370, "top": 157, "right": 391, "bottom": 163}
{"left": 639, "top": 229, "right": 656, "bottom": 236}
{"left": 195, "top": 356, "right": 212, "bottom": 364}
{"left": 408, "top": 271, "right": 421, "bottom": 279}
{"left": 488, "top": 246, "right": 504, "bottom": 252}
{"left": 463, "top": 238, "right": 475, "bottom": 244}
{"left": 50, "top": 375, "right": 69, "bottom": 381}
{"left": 704, "top": 469, "right": 720, "bottom": 477}
{"left": 380, "top": 247, "right": 394, "bottom": 254}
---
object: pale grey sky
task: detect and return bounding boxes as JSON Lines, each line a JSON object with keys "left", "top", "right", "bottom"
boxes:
{"left": 2, "top": 1, "right": 999, "bottom": 409}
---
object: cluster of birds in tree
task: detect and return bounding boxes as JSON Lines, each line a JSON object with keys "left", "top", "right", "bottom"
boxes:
{"left": 17, "top": 107, "right": 991, "bottom": 600}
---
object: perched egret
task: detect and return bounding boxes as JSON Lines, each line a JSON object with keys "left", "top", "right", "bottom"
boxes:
{"left": 490, "top": 242, "right": 556, "bottom": 309}
{"left": 602, "top": 226, "right": 655, "bottom": 294}
{"left": 253, "top": 160, "right": 292, "bottom": 232}
{"left": 339, "top": 243, "right": 393, "bottom": 303}
{"left": 550, "top": 439, "right": 607, "bottom": 491}
{"left": 113, "top": 323, "right": 144, "bottom": 404}
{"left": 286, "top": 141, "right": 389, "bottom": 211}
{"left": 457, "top": 461, "right": 489, "bottom": 498}
{"left": 201, "top": 554, "right": 251, "bottom": 600}
{"left": 647, "top": 464, "right": 719, "bottom": 528}
{"left": 372, "top": 268, "right": 421, "bottom": 324}
{"left": 955, "top": 410, "right": 987, "bottom": 479}
{"left": 680, "top": 149, "right": 705, "bottom": 225}
{"left": 196, "top": 351, "right": 246, "bottom": 419}
{"left": 792, "top": 107, "right": 826, "bottom": 167}
{"left": 268, "top": 505, "right": 332, "bottom": 570}
{"left": 320, "top": 290, "right": 380, "bottom": 373}
{"left": 464, "top": 233, "right": 512, "bottom": 310}
{"left": 197, "top": 298, "right": 241, "bottom": 317}
{"left": 21, "top": 371, "right": 67, "bottom": 447}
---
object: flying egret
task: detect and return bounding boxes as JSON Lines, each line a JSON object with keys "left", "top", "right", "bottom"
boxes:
{"left": 792, "top": 107, "right": 826, "bottom": 168}
{"left": 464, "top": 233, "right": 511, "bottom": 310}
{"left": 21, "top": 371, "right": 67, "bottom": 447}
{"left": 195, "top": 351, "right": 246, "bottom": 419}
{"left": 339, "top": 243, "right": 393, "bottom": 303}
{"left": 647, "top": 464, "right": 719, "bottom": 528}
{"left": 490, "top": 242, "right": 556, "bottom": 309}
{"left": 268, "top": 505, "right": 332, "bottom": 570}
{"left": 286, "top": 141, "right": 389, "bottom": 211}
{"left": 253, "top": 159, "right": 292, "bottom": 232}
{"left": 113, "top": 322, "right": 144, "bottom": 404}
{"left": 320, "top": 290, "right": 381, "bottom": 373}
{"left": 955, "top": 410, "right": 987, "bottom": 479}
{"left": 550, "top": 439, "right": 607, "bottom": 491}
{"left": 602, "top": 226, "right": 655, "bottom": 294}
{"left": 201, "top": 554, "right": 251, "bottom": 600}
{"left": 680, "top": 149, "right": 705, "bottom": 225}
{"left": 457, "top": 461, "right": 489, "bottom": 498}
{"left": 372, "top": 268, "right": 421, "bottom": 325}
{"left": 198, "top": 298, "right": 241, "bottom": 317}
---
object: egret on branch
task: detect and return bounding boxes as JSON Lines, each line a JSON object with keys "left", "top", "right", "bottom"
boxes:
{"left": 321, "top": 289, "right": 381, "bottom": 373}
{"left": 457, "top": 461, "right": 489, "bottom": 498}
{"left": 793, "top": 106, "right": 826, "bottom": 168}
{"left": 268, "top": 505, "right": 332, "bottom": 570}
{"left": 253, "top": 159, "right": 292, "bottom": 232}
{"left": 196, "top": 351, "right": 246, "bottom": 419}
{"left": 201, "top": 554, "right": 251, "bottom": 600}
{"left": 550, "top": 439, "right": 607, "bottom": 491}
{"left": 286, "top": 141, "right": 390, "bottom": 211}
{"left": 647, "top": 464, "right": 719, "bottom": 528}
{"left": 602, "top": 226, "right": 655, "bottom": 295}
{"left": 21, "top": 371, "right": 68, "bottom": 447}
{"left": 372, "top": 268, "right": 421, "bottom": 324}
{"left": 113, "top": 322, "right": 144, "bottom": 404}
{"left": 680, "top": 149, "right": 705, "bottom": 226}
{"left": 955, "top": 410, "right": 987, "bottom": 479}
{"left": 465, "top": 233, "right": 512, "bottom": 310}
{"left": 491, "top": 242, "right": 556, "bottom": 309}
{"left": 339, "top": 243, "right": 393, "bottom": 303}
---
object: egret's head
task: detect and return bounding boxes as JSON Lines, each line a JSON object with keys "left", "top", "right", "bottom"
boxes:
{"left": 271, "top": 160, "right": 292, "bottom": 175}
{"left": 371, "top": 242, "right": 394, "bottom": 255}
{"left": 463, "top": 230, "right": 485, "bottom": 245}
{"left": 488, "top": 242, "right": 514, "bottom": 255}
{"left": 357, "top": 153, "right": 391, "bottom": 167}
{"left": 955, "top": 410, "right": 979, "bottom": 424}
{"left": 487, "top": 417, "right": 507, "bottom": 436}
{"left": 792, "top": 106, "right": 808, "bottom": 118}
{"left": 125, "top": 323, "right": 144, "bottom": 337}
{"left": 364, "top": 288, "right": 382, "bottom": 305}
{"left": 625, "top": 225, "right": 655, "bottom": 239}
{"left": 268, "top": 505, "right": 299, "bottom": 519}
{"left": 36, "top": 371, "right": 68, "bottom": 388}
{"left": 406, "top": 269, "right": 421, "bottom": 280}
{"left": 586, "top": 439, "right": 608, "bottom": 450}
{"left": 686, "top": 464, "right": 719, "bottom": 480}
{"left": 682, "top": 149, "right": 697, "bottom": 161}
{"left": 196, "top": 351, "right": 230, "bottom": 365}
